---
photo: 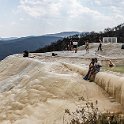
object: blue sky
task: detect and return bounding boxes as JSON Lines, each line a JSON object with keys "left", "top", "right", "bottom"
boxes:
{"left": 0, "top": 0, "right": 124, "bottom": 37}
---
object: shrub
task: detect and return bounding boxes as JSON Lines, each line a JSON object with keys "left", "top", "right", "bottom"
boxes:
{"left": 63, "top": 100, "right": 124, "bottom": 124}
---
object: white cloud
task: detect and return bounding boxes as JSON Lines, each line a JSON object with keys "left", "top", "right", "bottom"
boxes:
{"left": 17, "top": 0, "right": 124, "bottom": 34}
{"left": 0, "top": 0, "right": 124, "bottom": 37}
{"left": 0, "top": 25, "right": 3, "bottom": 28}
{"left": 11, "top": 22, "right": 17, "bottom": 25}
{"left": 94, "top": 0, "right": 101, "bottom": 5}
{"left": 71, "top": 6, "right": 102, "bottom": 18}
{"left": 19, "top": 18, "right": 25, "bottom": 21}
{"left": 19, "top": 0, "right": 105, "bottom": 18}
{"left": 18, "top": 0, "right": 62, "bottom": 17}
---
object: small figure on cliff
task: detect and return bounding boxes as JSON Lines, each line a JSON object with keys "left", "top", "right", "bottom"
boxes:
{"left": 108, "top": 60, "right": 115, "bottom": 68}
{"left": 83, "top": 58, "right": 95, "bottom": 80}
{"left": 52, "top": 53, "right": 57, "bottom": 56}
{"left": 68, "top": 39, "right": 73, "bottom": 51}
{"left": 97, "top": 38, "right": 103, "bottom": 51}
{"left": 85, "top": 40, "right": 89, "bottom": 53}
{"left": 83, "top": 58, "right": 102, "bottom": 82}
{"left": 72, "top": 38, "right": 78, "bottom": 53}
{"left": 89, "top": 58, "right": 102, "bottom": 82}
{"left": 23, "top": 50, "right": 29, "bottom": 57}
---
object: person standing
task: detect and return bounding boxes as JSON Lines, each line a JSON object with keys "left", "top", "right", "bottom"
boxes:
{"left": 69, "top": 39, "right": 73, "bottom": 51}
{"left": 85, "top": 40, "right": 89, "bottom": 53}
{"left": 97, "top": 38, "right": 102, "bottom": 51}
{"left": 72, "top": 38, "right": 78, "bottom": 53}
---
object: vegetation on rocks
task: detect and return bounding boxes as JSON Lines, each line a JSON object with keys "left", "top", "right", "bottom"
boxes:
{"left": 63, "top": 99, "right": 124, "bottom": 124}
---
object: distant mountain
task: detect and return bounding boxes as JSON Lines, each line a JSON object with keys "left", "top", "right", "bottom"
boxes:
{"left": 45, "top": 31, "right": 80, "bottom": 37}
{"left": 0, "top": 35, "right": 61, "bottom": 60}
{"left": 0, "top": 37, "right": 18, "bottom": 41}
{"left": 0, "top": 31, "right": 88, "bottom": 60}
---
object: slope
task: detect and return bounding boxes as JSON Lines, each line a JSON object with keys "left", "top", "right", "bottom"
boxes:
{"left": 0, "top": 52, "right": 123, "bottom": 124}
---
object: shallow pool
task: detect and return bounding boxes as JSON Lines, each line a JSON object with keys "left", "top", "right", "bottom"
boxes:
{"left": 102, "top": 65, "right": 124, "bottom": 73}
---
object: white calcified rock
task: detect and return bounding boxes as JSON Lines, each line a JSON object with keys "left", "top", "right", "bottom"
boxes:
{"left": 0, "top": 51, "right": 123, "bottom": 124}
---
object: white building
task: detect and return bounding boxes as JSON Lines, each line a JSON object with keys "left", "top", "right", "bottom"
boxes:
{"left": 103, "top": 37, "right": 117, "bottom": 43}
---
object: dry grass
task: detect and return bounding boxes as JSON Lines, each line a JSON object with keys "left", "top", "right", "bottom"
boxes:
{"left": 63, "top": 99, "right": 124, "bottom": 124}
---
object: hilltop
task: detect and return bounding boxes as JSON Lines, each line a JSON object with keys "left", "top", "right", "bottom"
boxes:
{"left": 34, "top": 23, "right": 124, "bottom": 53}
{"left": 0, "top": 31, "right": 82, "bottom": 60}
{"left": 0, "top": 35, "right": 62, "bottom": 60}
